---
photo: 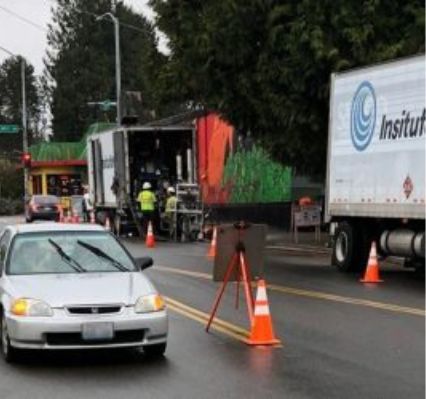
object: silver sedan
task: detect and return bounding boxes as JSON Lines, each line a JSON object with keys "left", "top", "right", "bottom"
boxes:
{"left": 0, "top": 223, "right": 168, "bottom": 362}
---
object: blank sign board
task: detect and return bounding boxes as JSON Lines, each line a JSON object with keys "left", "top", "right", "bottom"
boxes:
{"left": 213, "top": 224, "right": 267, "bottom": 282}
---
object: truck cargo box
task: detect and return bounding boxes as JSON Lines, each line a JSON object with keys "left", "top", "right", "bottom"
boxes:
{"left": 326, "top": 55, "right": 425, "bottom": 221}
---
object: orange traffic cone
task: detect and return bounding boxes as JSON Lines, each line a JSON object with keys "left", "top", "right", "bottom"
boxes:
{"left": 245, "top": 279, "right": 281, "bottom": 346}
{"left": 146, "top": 221, "right": 156, "bottom": 248}
{"left": 58, "top": 207, "right": 64, "bottom": 223}
{"left": 72, "top": 211, "right": 80, "bottom": 224}
{"left": 207, "top": 226, "right": 217, "bottom": 259}
{"left": 105, "top": 217, "right": 111, "bottom": 232}
{"left": 360, "top": 242, "right": 383, "bottom": 283}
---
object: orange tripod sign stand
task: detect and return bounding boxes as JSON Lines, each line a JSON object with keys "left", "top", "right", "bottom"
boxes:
{"left": 206, "top": 222, "right": 255, "bottom": 331}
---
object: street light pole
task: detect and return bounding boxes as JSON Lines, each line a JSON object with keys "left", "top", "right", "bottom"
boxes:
{"left": 21, "top": 59, "right": 28, "bottom": 199}
{"left": 114, "top": 16, "right": 122, "bottom": 125}
{"left": 0, "top": 45, "right": 28, "bottom": 198}
{"left": 97, "top": 13, "right": 122, "bottom": 126}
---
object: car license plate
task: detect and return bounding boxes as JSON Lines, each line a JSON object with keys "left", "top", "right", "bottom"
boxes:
{"left": 82, "top": 323, "right": 114, "bottom": 341}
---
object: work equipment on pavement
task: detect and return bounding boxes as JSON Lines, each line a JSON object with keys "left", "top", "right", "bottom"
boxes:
{"left": 206, "top": 222, "right": 257, "bottom": 333}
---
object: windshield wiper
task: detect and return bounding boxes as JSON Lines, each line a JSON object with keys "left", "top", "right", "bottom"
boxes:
{"left": 77, "top": 240, "right": 130, "bottom": 272}
{"left": 48, "top": 239, "right": 86, "bottom": 273}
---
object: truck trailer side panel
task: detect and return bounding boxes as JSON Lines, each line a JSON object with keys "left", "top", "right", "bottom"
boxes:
{"left": 326, "top": 55, "right": 425, "bottom": 221}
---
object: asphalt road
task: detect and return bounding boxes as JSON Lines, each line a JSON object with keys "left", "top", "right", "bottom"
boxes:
{"left": 0, "top": 218, "right": 424, "bottom": 399}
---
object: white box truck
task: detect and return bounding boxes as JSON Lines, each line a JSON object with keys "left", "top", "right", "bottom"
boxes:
{"left": 87, "top": 124, "right": 197, "bottom": 234}
{"left": 326, "top": 55, "right": 425, "bottom": 272}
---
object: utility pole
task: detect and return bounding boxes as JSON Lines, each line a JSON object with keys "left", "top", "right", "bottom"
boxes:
{"left": 0, "top": 46, "right": 28, "bottom": 198}
{"left": 21, "top": 58, "right": 28, "bottom": 199}
{"left": 96, "top": 13, "right": 122, "bottom": 126}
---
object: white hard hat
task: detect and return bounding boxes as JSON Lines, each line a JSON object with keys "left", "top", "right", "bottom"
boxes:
{"left": 167, "top": 187, "right": 175, "bottom": 194}
{"left": 143, "top": 182, "right": 151, "bottom": 190}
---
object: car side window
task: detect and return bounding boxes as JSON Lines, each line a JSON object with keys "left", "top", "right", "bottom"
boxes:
{"left": 0, "top": 231, "right": 12, "bottom": 275}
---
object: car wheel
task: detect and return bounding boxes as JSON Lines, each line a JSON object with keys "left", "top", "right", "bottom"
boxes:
{"left": 1, "top": 313, "right": 19, "bottom": 363}
{"left": 143, "top": 343, "right": 166, "bottom": 358}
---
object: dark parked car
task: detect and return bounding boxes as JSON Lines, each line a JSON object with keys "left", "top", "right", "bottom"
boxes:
{"left": 25, "top": 195, "right": 60, "bottom": 223}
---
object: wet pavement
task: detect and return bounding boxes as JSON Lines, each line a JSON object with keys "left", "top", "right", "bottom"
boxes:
{"left": 0, "top": 218, "right": 424, "bottom": 399}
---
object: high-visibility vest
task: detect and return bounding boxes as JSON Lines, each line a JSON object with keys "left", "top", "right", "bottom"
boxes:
{"left": 165, "top": 196, "right": 177, "bottom": 214}
{"left": 138, "top": 190, "right": 156, "bottom": 211}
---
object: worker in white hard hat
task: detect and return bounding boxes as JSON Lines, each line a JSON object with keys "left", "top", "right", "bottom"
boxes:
{"left": 161, "top": 186, "right": 177, "bottom": 238}
{"left": 137, "top": 182, "right": 156, "bottom": 236}
{"left": 165, "top": 187, "right": 177, "bottom": 216}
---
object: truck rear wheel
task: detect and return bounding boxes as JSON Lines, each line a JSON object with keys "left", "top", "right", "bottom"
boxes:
{"left": 332, "top": 221, "right": 371, "bottom": 273}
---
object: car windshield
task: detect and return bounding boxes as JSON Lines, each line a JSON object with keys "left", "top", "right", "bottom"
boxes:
{"left": 7, "top": 231, "right": 136, "bottom": 275}
{"left": 34, "top": 195, "right": 59, "bottom": 205}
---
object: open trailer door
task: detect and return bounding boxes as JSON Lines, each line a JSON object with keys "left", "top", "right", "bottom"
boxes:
{"left": 91, "top": 138, "right": 104, "bottom": 206}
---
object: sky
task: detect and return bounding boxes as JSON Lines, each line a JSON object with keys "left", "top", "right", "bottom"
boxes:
{"left": 0, "top": 0, "right": 165, "bottom": 76}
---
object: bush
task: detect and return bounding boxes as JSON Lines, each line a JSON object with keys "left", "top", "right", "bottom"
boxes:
{"left": 0, "top": 197, "right": 24, "bottom": 216}
{"left": 0, "top": 160, "right": 24, "bottom": 200}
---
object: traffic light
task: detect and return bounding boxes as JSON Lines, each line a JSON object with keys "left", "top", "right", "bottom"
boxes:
{"left": 21, "top": 152, "right": 31, "bottom": 168}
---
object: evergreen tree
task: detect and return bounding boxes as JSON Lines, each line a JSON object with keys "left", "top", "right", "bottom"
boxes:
{"left": 0, "top": 56, "right": 40, "bottom": 147}
{"left": 45, "top": 0, "right": 164, "bottom": 141}
{"left": 150, "top": 0, "right": 425, "bottom": 176}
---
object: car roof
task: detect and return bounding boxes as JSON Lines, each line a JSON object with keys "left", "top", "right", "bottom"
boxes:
{"left": 6, "top": 223, "right": 106, "bottom": 235}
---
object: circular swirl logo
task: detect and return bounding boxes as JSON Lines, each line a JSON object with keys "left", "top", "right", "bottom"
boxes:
{"left": 350, "top": 81, "right": 376, "bottom": 151}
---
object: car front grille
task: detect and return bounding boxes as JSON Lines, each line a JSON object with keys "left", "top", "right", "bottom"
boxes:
{"left": 45, "top": 329, "right": 145, "bottom": 346}
{"left": 66, "top": 306, "right": 122, "bottom": 315}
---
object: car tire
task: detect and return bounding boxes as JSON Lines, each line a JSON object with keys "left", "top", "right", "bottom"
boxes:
{"left": 143, "top": 343, "right": 166, "bottom": 358}
{"left": 1, "top": 313, "right": 19, "bottom": 363}
{"left": 332, "top": 221, "right": 371, "bottom": 273}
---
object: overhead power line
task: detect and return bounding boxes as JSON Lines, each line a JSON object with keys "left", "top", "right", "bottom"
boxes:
{"left": 0, "top": 45, "right": 15, "bottom": 57}
{"left": 0, "top": 4, "right": 47, "bottom": 32}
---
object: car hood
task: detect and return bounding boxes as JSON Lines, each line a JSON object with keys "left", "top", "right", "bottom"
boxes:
{"left": 5, "top": 272, "right": 156, "bottom": 307}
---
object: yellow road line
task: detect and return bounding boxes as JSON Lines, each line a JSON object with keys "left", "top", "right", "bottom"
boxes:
{"left": 164, "top": 296, "right": 250, "bottom": 343}
{"left": 267, "top": 284, "right": 425, "bottom": 317}
{"left": 167, "top": 304, "right": 249, "bottom": 342}
{"left": 165, "top": 296, "right": 249, "bottom": 337}
{"left": 157, "top": 265, "right": 425, "bottom": 317}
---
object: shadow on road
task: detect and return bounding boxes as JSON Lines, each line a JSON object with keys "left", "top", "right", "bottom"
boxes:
{"left": 11, "top": 348, "right": 170, "bottom": 370}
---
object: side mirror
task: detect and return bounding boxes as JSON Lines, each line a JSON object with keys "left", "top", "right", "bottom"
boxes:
{"left": 135, "top": 257, "right": 153, "bottom": 271}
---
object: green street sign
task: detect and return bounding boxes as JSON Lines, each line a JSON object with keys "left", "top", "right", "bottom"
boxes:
{"left": 100, "top": 100, "right": 116, "bottom": 112}
{"left": 0, "top": 124, "right": 19, "bottom": 134}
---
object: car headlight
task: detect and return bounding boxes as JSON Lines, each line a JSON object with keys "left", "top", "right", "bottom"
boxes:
{"left": 134, "top": 294, "right": 165, "bottom": 313}
{"left": 10, "top": 298, "right": 53, "bottom": 317}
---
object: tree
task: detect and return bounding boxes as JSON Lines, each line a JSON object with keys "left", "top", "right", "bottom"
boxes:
{"left": 150, "top": 0, "right": 425, "bottom": 176}
{"left": 45, "top": 0, "right": 165, "bottom": 141}
{"left": 0, "top": 56, "right": 41, "bottom": 146}
{"left": 0, "top": 159, "right": 23, "bottom": 200}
